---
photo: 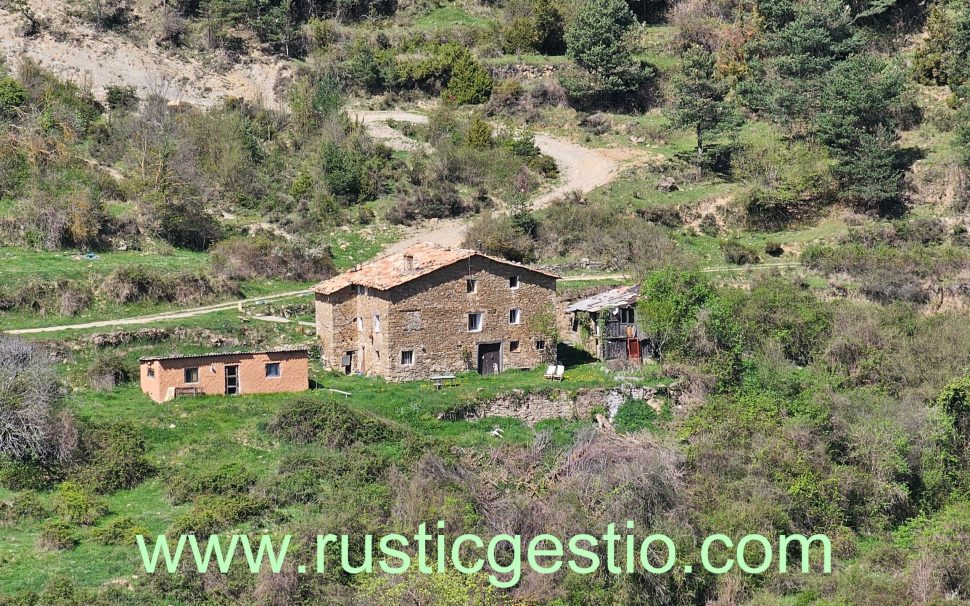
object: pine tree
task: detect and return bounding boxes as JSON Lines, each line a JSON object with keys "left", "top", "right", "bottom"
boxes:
{"left": 668, "top": 46, "right": 741, "bottom": 163}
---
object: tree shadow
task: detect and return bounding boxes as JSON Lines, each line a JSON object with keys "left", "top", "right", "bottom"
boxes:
{"left": 557, "top": 343, "right": 596, "bottom": 368}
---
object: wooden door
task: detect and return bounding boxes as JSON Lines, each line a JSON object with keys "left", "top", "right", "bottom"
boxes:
{"left": 477, "top": 342, "right": 502, "bottom": 376}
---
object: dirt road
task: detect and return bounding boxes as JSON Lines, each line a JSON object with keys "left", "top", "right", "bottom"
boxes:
{"left": 352, "top": 110, "right": 624, "bottom": 254}
{"left": 5, "top": 289, "right": 311, "bottom": 335}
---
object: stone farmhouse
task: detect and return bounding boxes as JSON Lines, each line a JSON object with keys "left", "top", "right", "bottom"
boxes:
{"left": 312, "top": 242, "right": 559, "bottom": 380}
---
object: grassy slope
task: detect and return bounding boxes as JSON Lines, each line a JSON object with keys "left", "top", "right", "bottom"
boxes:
{"left": 0, "top": 359, "right": 653, "bottom": 594}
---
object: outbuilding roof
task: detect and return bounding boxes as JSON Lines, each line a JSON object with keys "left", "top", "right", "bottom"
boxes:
{"left": 312, "top": 242, "right": 559, "bottom": 295}
{"left": 139, "top": 346, "right": 309, "bottom": 363}
{"left": 565, "top": 284, "right": 640, "bottom": 313}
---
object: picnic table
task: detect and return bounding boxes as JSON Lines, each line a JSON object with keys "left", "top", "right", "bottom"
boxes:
{"left": 429, "top": 374, "right": 457, "bottom": 390}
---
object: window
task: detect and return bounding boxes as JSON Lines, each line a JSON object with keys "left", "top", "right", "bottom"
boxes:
{"left": 147, "top": 366, "right": 155, "bottom": 378}
{"left": 265, "top": 363, "right": 281, "bottom": 378}
{"left": 509, "top": 275, "right": 519, "bottom": 289}
{"left": 510, "top": 340, "right": 521, "bottom": 352}
{"left": 373, "top": 314, "right": 381, "bottom": 333}
{"left": 466, "top": 278, "right": 477, "bottom": 293}
{"left": 535, "top": 339, "right": 546, "bottom": 351}
{"left": 403, "top": 310, "right": 423, "bottom": 331}
{"left": 400, "top": 350, "right": 414, "bottom": 365}
{"left": 620, "top": 307, "right": 635, "bottom": 324}
{"left": 184, "top": 367, "right": 199, "bottom": 383}
{"left": 509, "top": 308, "right": 521, "bottom": 325}
{"left": 468, "top": 312, "right": 483, "bottom": 332}
{"left": 356, "top": 316, "right": 363, "bottom": 331}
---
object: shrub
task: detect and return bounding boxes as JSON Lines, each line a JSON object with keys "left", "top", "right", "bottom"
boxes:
{"left": 0, "top": 490, "right": 48, "bottom": 524}
{"left": 38, "top": 519, "right": 79, "bottom": 551}
{"left": 166, "top": 462, "right": 258, "bottom": 504}
{"left": 104, "top": 84, "right": 137, "bottom": 110}
{"left": 86, "top": 352, "right": 135, "bottom": 391}
{"left": 0, "top": 337, "right": 76, "bottom": 465}
{"left": 148, "top": 196, "right": 224, "bottom": 251}
{"left": 0, "top": 75, "right": 27, "bottom": 117}
{"left": 614, "top": 399, "right": 660, "bottom": 433}
{"left": 465, "top": 114, "right": 493, "bottom": 149}
{"left": 463, "top": 212, "right": 537, "bottom": 263}
{"left": 79, "top": 423, "right": 153, "bottom": 494}
{"left": 53, "top": 481, "right": 107, "bottom": 525}
{"left": 720, "top": 239, "right": 760, "bottom": 265}
{"left": 210, "top": 235, "right": 335, "bottom": 281}
{"left": 98, "top": 265, "right": 239, "bottom": 306}
{"left": 91, "top": 516, "right": 150, "bottom": 546}
{"left": 169, "top": 495, "right": 268, "bottom": 535}
{"left": 268, "top": 397, "right": 396, "bottom": 448}
{"left": 385, "top": 182, "right": 469, "bottom": 225}
{"left": 443, "top": 51, "right": 493, "bottom": 105}
{"left": 528, "top": 154, "right": 558, "bottom": 178}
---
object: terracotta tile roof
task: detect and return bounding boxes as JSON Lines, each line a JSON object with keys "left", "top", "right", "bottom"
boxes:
{"left": 139, "top": 346, "right": 309, "bottom": 363}
{"left": 313, "top": 242, "right": 559, "bottom": 295}
{"left": 565, "top": 284, "right": 640, "bottom": 313}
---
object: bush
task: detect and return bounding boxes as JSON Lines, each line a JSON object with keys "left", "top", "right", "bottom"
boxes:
{"left": 53, "top": 481, "right": 107, "bottom": 525}
{"left": 210, "top": 235, "right": 335, "bottom": 281}
{"left": 443, "top": 51, "right": 493, "bottom": 105}
{"left": 86, "top": 352, "right": 135, "bottom": 391}
{"left": 104, "top": 84, "right": 137, "bottom": 110}
{"left": 720, "top": 239, "right": 760, "bottom": 265}
{"left": 465, "top": 114, "right": 493, "bottom": 149}
{"left": 0, "top": 490, "right": 48, "bottom": 524}
{"left": 0, "top": 76, "right": 27, "bottom": 117}
{"left": 463, "top": 212, "right": 537, "bottom": 263}
{"left": 91, "top": 516, "right": 150, "bottom": 546}
{"left": 169, "top": 495, "right": 268, "bottom": 535}
{"left": 528, "top": 154, "right": 558, "bottom": 178}
{"left": 38, "top": 519, "right": 79, "bottom": 551}
{"left": 166, "top": 462, "right": 258, "bottom": 504}
{"left": 149, "top": 196, "right": 224, "bottom": 251}
{"left": 614, "top": 399, "right": 660, "bottom": 433}
{"left": 0, "top": 337, "right": 76, "bottom": 465}
{"left": 268, "top": 397, "right": 396, "bottom": 448}
{"left": 79, "top": 423, "right": 153, "bottom": 494}
{"left": 385, "top": 181, "right": 469, "bottom": 225}
{"left": 98, "top": 265, "right": 240, "bottom": 306}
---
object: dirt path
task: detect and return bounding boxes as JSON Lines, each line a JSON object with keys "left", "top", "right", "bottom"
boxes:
{"left": 352, "top": 110, "right": 625, "bottom": 254}
{"left": 5, "top": 289, "right": 311, "bottom": 335}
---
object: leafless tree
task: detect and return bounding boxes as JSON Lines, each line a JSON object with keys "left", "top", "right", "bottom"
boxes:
{"left": 0, "top": 337, "right": 75, "bottom": 463}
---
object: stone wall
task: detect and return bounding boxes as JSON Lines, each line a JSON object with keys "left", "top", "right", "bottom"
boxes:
{"left": 440, "top": 384, "right": 660, "bottom": 425}
{"left": 315, "top": 286, "right": 389, "bottom": 375}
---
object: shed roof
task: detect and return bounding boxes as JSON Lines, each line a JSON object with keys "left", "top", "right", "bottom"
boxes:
{"left": 565, "top": 284, "right": 640, "bottom": 313}
{"left": 312, "top": 242, "right": 559, "bottom": 295}
{"left": 139, "top": 346, "right": 309, "bottom": 363}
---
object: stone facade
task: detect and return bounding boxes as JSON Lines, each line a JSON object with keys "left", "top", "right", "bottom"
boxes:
{"left": 139, "top": 348, "right": 309, "bottom": 403}
{"left": 315, "top": 252, "right": 558, "bottom": 381}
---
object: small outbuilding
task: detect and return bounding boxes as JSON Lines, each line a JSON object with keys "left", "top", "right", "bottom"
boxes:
{"left": 139, "top": 347, "right": 309, "bottom": 403}
{"left": 565, "top": 285, "right": 650, "bottom": 362}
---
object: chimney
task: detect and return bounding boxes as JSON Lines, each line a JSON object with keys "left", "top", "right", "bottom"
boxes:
{"left": 403, "top": 254, "right": 414, "bottom": 272}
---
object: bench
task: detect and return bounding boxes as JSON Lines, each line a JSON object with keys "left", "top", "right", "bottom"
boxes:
{"left": 429, "top": 374, "right": 457, "bottom": 390}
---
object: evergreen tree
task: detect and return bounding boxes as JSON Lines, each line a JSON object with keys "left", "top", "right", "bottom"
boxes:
{"left": 563, "top": 0, "right": 652, "bottom": 102}
{"left": 816, "top": 55, "right": 905, "bottom": 211}
{"left": 741, "top": 0, "right": 860, "bottom": 127}
{"left": 667, "top": 45, "right": 741, "bottom": 163}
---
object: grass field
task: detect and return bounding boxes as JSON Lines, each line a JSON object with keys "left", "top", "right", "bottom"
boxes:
{"left": 0, "top": 357, "right": 657, "bottom": 594}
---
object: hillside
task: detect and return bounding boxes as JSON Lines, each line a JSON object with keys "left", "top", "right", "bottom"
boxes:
{"left": 1, "top": 0, "right": 970, "bottom": 604}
